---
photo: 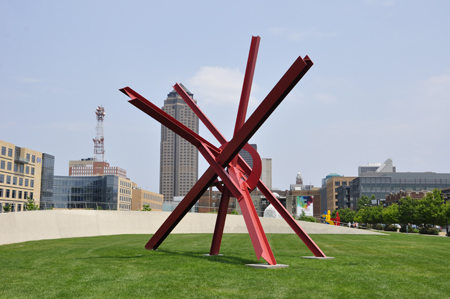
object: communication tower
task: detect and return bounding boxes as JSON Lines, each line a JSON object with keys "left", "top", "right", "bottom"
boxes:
{"left": 93, "top": 105, "right": 105, "bottom": 162}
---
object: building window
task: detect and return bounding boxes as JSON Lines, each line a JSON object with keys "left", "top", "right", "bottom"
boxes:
{"left": 0, "top": 160, "right": 4, "bottom": 169}
{"left": 1, "top": 147, "right": 6, "bottom": 155}
{"left": 342, "top": 181, "right": 347, "bottom": 186}
{"left": 20, "top": 165, "right": 24, "bottom": 173}
{"left": 24, "top": 191, "right": 28, "bottom": 199}
{"left": 5, "top": 189, "right": 10, "bottom": 198}
{"left": 14, "top": 163, "right": 18, "bottom": 172}
{"left": 30, "top": 180, "right": 34, "bottom": 187}
{"left": 25, "top": 179, "right": 29, "bottom": 187}
{"left": 7, "top": 162, "right": 12, "bottom": 171}
{"left": 12, "top": 190, "right": 16, "bottom": 199}
{"left": 8, "top": 148, "right": 12, "bottom": 157}
{"left": 335, "top": 181, "right": 340, "bottom": 186}
{"left": 6, "top": 176, "right": 11, "bottom": 184}
{"left": 0, "top": 188, "right": 3, "bottom": 197}
{"left": 19, "top": 178, "right": 23, "bottom": 186}
{"left": 32, "top": 155, "right": 35, "bottom": 163}
{"left": 26, "top": 154, "right": 30, "bottom": 162}
{"left": 30, "top": 192, "right": 33, "bottom": 199}
{"left": 0, "top": 174, "right": 3, "bottom": 183}
{"left": 18, "top": 191, "right": 22, "bottom": 199}
{"left": 31, "top": 167, "right": 35, "bottom": 175}
{"left": 26, "top": 166, "right": 29, "bottom": 174}
{"left": 13, "top": 177, "right": 17, "bottom": 185}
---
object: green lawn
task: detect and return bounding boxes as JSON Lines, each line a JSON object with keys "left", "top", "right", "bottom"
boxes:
{"left": 0, "top": 233, "right": 449, "bottom": 298}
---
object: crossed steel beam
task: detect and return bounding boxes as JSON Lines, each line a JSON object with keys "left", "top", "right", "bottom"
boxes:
{"left": 120, "top": 36, "right": 327, "bottom": 265}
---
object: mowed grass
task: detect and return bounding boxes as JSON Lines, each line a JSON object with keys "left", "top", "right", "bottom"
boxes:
{"left": 0, "top": 232, "right": 449, "bottom": 298}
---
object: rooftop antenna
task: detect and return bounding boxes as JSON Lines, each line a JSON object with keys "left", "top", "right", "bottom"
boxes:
{"left": 93, "top": 105, "right": 105, "bottom": 162}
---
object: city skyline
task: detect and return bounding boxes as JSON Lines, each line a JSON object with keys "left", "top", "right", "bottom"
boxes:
{"left": 1, "top": 1, "right": 449, "bottom": 193}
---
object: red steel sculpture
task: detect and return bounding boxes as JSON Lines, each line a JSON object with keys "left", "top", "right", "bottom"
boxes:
{"left": 120, "top": 36, "right": 327, "bottom": 265}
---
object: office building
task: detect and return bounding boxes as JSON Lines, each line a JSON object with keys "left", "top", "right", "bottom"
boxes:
{"left": 261, "top": 158, "right": 272, "bottom": 190}
{"left": 0, "top": 140, "right": 54, "bottom": 212}
{"left": 131, "top": 184, "right": 163, "bottom": 211}
{"left": 160, "top": 84, "right": 199, "bottom": 201}
{"left": 358, "top": 158, "right": 396, "bottom": 176}
{"left": 337, "top": 172, "right": 450, "bottom": 210}
{"left": 69, "top": 158, "right": 127, "bottom": 178}
{"left": 239, "top": 144, "right": 257, "bottom": 168}
{"left": 51, "top": 175, "right": 132, "bottom": 210}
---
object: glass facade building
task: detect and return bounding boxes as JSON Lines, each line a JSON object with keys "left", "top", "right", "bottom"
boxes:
{"left": 40, "top": 153, "right": 55, "bottom": 208}
{"left": 51, "top": 175, "right": 122, "bottom": 210}
{"left": 339, "top": 172, "right": 450, "bottom": 210}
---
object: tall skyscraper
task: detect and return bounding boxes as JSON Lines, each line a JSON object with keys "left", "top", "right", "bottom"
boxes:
{"left": 239, "top": 144, "right": 257, "bottom": 168}
{"left": 160, "top": 84, "right": 199, "bottom": 201}
{"left": 261, "top": 158, "right": 272, "bottom": 190}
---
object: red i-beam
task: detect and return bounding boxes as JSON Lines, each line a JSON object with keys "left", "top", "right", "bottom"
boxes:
{"left": 120, "top": 36, "right": 326, "bottom": 265}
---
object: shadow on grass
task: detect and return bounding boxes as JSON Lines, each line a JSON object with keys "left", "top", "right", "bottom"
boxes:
{"left": 75, "top": 249, "right": 257, "bottom": 265}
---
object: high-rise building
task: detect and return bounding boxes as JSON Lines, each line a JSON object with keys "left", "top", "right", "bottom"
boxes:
{"left": 160, "top": 84, "right": 199, "bottom": 201}
{"left": 261, "top": 158, "right": 272, "bottom": 190}
{"left": 239, "top": 144, "right": 257, "bottom": 168}
{"left": 0, "top": 140, "right": 54, "bottom": 212}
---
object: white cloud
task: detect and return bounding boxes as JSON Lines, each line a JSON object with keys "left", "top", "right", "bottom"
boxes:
{"left": 187, "top": 66, "right": 259, "bottom": 107}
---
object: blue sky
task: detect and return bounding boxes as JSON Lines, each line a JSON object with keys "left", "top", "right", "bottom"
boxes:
{"left": 1, "top": 0, "right": 449, "bottom": 192}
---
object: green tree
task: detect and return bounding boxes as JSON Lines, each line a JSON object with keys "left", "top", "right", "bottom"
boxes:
{"left": 3, "top": 203, "right": 11, "bottom": 212}
{"left": 367, "top": 206, "right": 383, "bottom": 225}
{"left": 415, "top": 189, "right": 445, "bottom": 226}
{"left": 141, "top": 205, "right": 152, "bottom": 211}
{"left": 383, "top": 203, "right": 399, "bottom": 224}
{"left": 398, "top": 196, "right": 417, "bottom": 225}
{"left": 26, "top": 197, "right": 38, "bottom": 211}
{"left": 354, "top": 206, "right": 370, "bottom": 224}
{"left": 336, "top": 208, "right": 356, "bottom": 223}
{"left": 357, "top": 195, "right": 371, "bottom": 211}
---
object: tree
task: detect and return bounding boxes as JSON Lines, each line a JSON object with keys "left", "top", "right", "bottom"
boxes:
{"left": 3, "top": 203, "right": 11, "bottom": 212}
{"left": 398, "top": 196, "right": 417, "bottom": 225}
{"left": 382, "top": 204, "right": 399, "bottom": 224}
{"left": 354, "top": 206, "right": 370, "bottom": 224}
{"left": 357, "top": 195, "right": 371, "bottom": 211}
{"left": 336, "top": 208, "right": 356, "bottom": 223}
{"left": 141, "top": 205, "right": 152, "bottom": 211}
{"left": 415, "top": 189, "right": 445, "bottom": 226}
{"left": 367, "top": 206, "right": 383, "bottom": 225}
{"left": 26, "top": 197, "right": 38, "bottom": 211}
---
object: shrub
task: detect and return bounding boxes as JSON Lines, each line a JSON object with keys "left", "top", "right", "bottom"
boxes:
{"left": 141, "top": 205, "right": 152, "bottom": 211}
{"left": 372, "top": 224, "right": 384, "bottom": 230}
{"left": 384, "top": 224, "right": 397, "bottom": 231}
{"left": 419, "top": 226, "right": 439, "bottom": 235}
{"left": 3, "top": 204, "right": 11, "bottom": 212}
{"left": 399, "top": 225, "right": 413, "bottom": 233}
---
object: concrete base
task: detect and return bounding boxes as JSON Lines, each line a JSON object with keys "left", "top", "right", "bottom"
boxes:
{"left": 203, "top": 254, "right": 224, "bottom": 256}
{"left": 302, "top": 256, "right": 335, "bottom": 259}
{"left": 246, "top": 263, "right": 289, "bottom": 269}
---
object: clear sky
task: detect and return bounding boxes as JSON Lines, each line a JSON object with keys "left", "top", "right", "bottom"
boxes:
{"left": 1, "top": 1, "right": 449, "bottom": 192}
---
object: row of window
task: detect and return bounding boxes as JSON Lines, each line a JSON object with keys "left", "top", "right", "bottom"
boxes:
{"left": 0, "top": 147, "right": 37, "bottom": 163}
{"left": 0, "top": 188, "right": 33, "bottom": 199}
{"left": 0, "top": 174, "right": 34, "bottom": 187}
{"left": 0, "top": 160, "right": 35, "bottom": 175}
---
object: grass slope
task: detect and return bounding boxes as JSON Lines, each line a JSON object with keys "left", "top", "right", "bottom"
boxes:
{"left": 0, "top": 233, "right": 449, "bottom": 298}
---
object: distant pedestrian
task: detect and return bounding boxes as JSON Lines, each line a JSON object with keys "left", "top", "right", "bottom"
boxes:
{"left": 348, "top": 222, "right": 351, "bottom": 228}
{"left": 356, "top": 222, "right": 359, "bottom": 229}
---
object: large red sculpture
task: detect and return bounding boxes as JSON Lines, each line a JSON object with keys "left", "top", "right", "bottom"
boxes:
{"left": 120, "top": 36, "right": 327, "bottom": 265}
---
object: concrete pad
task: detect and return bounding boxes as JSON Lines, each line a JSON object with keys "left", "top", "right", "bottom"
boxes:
{"left": 246, "top": 263, "right": 289, "bottom": 269}
{"left": 302, "top": 256, "right": 335, "bottom": 259}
